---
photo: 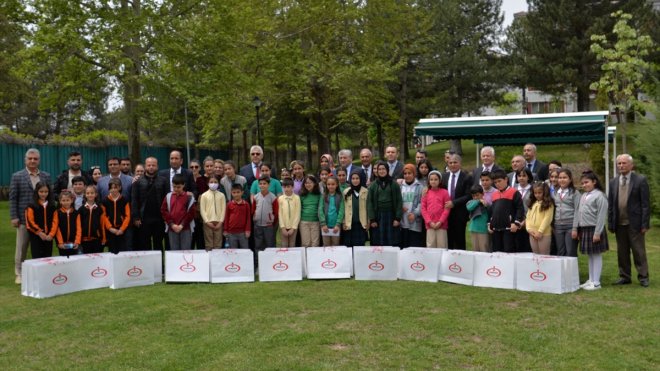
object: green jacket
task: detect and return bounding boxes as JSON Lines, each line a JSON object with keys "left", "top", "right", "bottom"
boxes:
{"left": 318, "top": 192, "right": 345, "bottom": 228}
{"left": 367, "top": 180, "right": 403, "bottom": 222}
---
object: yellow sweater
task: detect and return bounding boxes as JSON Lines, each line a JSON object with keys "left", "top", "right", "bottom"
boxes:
{"left": 200, "top": 190, "right": 226, "bottom": 223}
{"left": 278, "top": 194, "right": 301, "bottom": 230}
{"left": 526, "top": 201, "right": 555, "bottom": 236}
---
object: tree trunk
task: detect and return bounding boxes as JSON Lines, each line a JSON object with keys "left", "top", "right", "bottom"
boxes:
{"left": 398, "top": 68, "right": 409, "bottom": 161}
{"left": 228, "top": 126, "right": 234, "bottom": 162}
{"left": 290, "top": 130, "right": 297, "bottom": 165}
{"left": 306, "top": 121, "right": 313, "bottom": 170}
{"left": 576, "top": 84, "right": 590, "bottom": 112}
{"left": 375, "top": 120, "right": 383, "bottom": 159}
{"left": 242, "top": 129, "right": 248, "bottom": 164}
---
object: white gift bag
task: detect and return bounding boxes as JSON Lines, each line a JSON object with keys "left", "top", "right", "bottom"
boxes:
{"left": 438, "top": 250, "right": 476, "bottom": 286}
{"left": 353, "top": 246, "right": 399, "bottom": 281}
{"left": 472, "top": 252, "right": 516, "bottom": 289}
{"left": 118, "top": 250, "right": 163, "bottom": 282}
{"left": 110, "top": 253, "right": 155, "bottom": 289}
{"left": 258, "top": 249, "right": 303, "bottom": 282}
{"left": 515, "top": 254, "right": 579, "bottom": 294}
{"left": 265, "top": 247, "right": 307, "bottom": 278}
{"left": 22, "top": 257, "right": 86, "bottom": 298}
{"left": 70, "top": 253, "right": 114, "bottom": 291}
{"left": 306, "top": 246, "right": 352, "bottom": 279}
{"left": 398, "top": 247, "right": 444, "bottom": 283}
{"left": 165, "top": 250, "right": 211, "bottom": 283}
{"left": 210, "top": 249, "right": 255, "bottom": 283}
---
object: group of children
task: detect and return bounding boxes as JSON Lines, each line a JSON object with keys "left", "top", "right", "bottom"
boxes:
{"left": 24, "top": 157, "right": 609, "bottom": 290}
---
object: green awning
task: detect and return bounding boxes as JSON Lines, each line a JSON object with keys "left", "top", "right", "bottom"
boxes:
{"left": 475, "top": 133, "right": 614, "bottom": 146}
{"left": 415, "top": 112, "right": 609, "bottom": 141}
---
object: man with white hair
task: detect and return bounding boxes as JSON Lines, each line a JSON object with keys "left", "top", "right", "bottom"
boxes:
{"left": 337, "top": 149, "right": 357, "bottom": 182}
{"left": 471, "top": 146, "right": 502, "bottom": 185}
{"left": 240, "top": 145, "right": 264, "bottom": 188}
{"left": 9, "top": 148, "right": 51, "bottom": 284}
{"left": 608, "top": 154, "right": 650, "bottom": 287}
{"left": 359, "top": 148, "right": 375, "bottom": 185}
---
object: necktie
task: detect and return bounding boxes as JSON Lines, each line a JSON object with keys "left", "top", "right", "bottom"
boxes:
{"left": 622, "top": 176, "right": 627, "bottom": 187}
{"left": 527, "top": 163, "right": 533, "bottom": 170}
{"left": 255, "top": 165, "right": 260, "bottom": 179}
{"left": 450, "top": 173, "right": 456, "bottom": 200}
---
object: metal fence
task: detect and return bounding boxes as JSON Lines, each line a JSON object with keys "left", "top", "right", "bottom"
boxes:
{"left": 0, "top": 143, "right": 228, "bottom": 187}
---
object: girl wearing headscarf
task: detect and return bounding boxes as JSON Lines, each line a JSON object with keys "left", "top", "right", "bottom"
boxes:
{"left": 367, "top": 161, "right": 403, "bottom": 246}
{"left": 400, "top": 164, "right": 424, "bottom": 248}
{"left": 342, "top": 168, "right": 369, "bottom": 247}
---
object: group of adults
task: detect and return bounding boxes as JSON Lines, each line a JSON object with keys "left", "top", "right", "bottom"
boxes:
{"left": 9, "top": 142, "right": 650, "bottom": 287}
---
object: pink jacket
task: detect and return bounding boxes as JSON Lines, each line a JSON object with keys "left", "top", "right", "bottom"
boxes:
{"left": 421, "top": 188, "right": 451, "bottom": 229}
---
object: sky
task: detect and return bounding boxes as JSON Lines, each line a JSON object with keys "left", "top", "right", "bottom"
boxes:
{"left": 501, "top": 0, "right": 529, "bottom": 28}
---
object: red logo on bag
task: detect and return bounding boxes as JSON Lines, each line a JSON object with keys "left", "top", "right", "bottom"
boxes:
{"left": 52, "top": 273, "right": 68, "bottom": 285}
{"left": 91, "top": 267, "right": 108, "bottom": 278}
{"left": 179, "top": 263, "right": 196, "bottom": 273}
{"left": 273, "top": 261, "right": 289, "bottom": 271}
{"left": 127, "top": 266, "right": 143, "bottom": 277}
{"left": 410, "top": 261, "right": 425, "bottom": 272}
{"left": 448, "top": 262, "right": 462, "bottom": 273}
{"left": 486, "top": 266, "right": 502, "bottom": 277}
{"left": 368, "top": 261, "right": 384, "bottom": 271}
{"left": 530, "top": 270, "right": 547, "bottom": 281}
{"left": 321, "top": 259, "right": 337, "bottom": 270}
{"left": 224, "top": 262, "right": 241, "bottom": 273}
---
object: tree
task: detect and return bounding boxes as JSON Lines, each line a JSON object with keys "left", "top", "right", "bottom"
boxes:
{"left": 590, "top": 11, "right": 656, "bottom": 153}
{"left": 506, "top": 0, "right": 655, "bottom": 112}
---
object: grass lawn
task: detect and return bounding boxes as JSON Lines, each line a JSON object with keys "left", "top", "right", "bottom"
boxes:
{"left": 0, "top": 198, "right": 658, "bottom": 370}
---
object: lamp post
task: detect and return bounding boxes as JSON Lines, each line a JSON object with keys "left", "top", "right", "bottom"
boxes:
{"left": 252, "top": 96, "right": 263, "bottom": 148}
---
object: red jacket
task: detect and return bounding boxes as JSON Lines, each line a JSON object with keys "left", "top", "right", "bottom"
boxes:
{"left": 160, "top": 192, "right": 196, "bottom": 230}
{"left": 225, "top": 200, "right": 252, "bottom": 234}
{"left": 421, "top": 188, "right": 451, "bottom": 229}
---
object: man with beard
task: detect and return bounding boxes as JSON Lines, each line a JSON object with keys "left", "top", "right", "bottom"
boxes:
{"left": 53, "top": 151, "right": 91, "bottom": 199}
{"left": 132, "top": 157, "right": 168, "bottom": 251}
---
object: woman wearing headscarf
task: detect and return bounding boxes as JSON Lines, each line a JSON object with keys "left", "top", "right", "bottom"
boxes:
{"left": 367, "top": 161, "right": 403, "bottom": 246}
{"left": 342, "top": 168, "right": 369, "bottom": 247}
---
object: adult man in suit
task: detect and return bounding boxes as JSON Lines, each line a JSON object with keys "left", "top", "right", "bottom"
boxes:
{"left": 608, "top": 154, "right": 650, "bottom": 287}
{"left": 471, "top": 146, "right": 502, "bottom": 185}
{"left": 158, "top": 150, "right": 197, "bottom": 197}
{"left": 442, "top": 154, "right": 473, "bottom": 249}
{"left": 384, "top": 145, "right": 403, "bottom": 180}
{"left": 508, "top": 155, "right": 526, "bottom": 188}
{"left": 338, "top": 149, "right": 359, "bottom": 182}
{"left": 9, "top": 148, "right": 51, "bottom": 284}
{"left": 53, "top": 151, "right": 92, "bottom": 199}
{"left": 239, "top": 145, "right": 263, "bottom": 188}
{"left": 359, "top": 148, "right": 376, "bottom": 186}
{"left": 523, "top": 143, "right": 548, "bottom": 181}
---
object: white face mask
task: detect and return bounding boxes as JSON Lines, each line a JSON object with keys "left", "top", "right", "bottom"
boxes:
{"left": 208, "top": 183, "right": 219, "bottom": 191}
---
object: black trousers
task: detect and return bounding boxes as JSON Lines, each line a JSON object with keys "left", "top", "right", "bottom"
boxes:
{"left": 29, "top": 234, "right": 53, "bottom": 259}
{"left": 491, "top": 230, "right": 514, "bottom": 253}
{"left": 81, "top": 239, "right": 104, "bottom": 254}
{"left": 137, "top": 220, "right": 165, "bottom": 252}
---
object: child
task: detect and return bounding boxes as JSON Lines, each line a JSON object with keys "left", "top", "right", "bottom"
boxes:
{"left": 479, "top": 171, "right": 496, "bottom": 205}
{"left": 221, "top": 160, "right": 246, "bottom": 202}
{"left": 278, "top": 177, "right": 301, "bottom": 247}
{"left": 290, "top": 160, "right": 306, "bottom": 195}
{"left": 102, "top": 178, "right": 130, "bottom": 254}
{"left": 421, "top": 170, "right": 450, "bottom": 248}
{"left": 200, "top": 176, "right": 226, "bottom": 251}
{"left": 367, "top": 161, "right": 403, "bottom": 246}
{"left": 55, "top": 190, "right": 82, "bottom": 257}
{"left": 252, "top": 175, "right": 279, "bottom": 251}
{"left": 514, "top": 167, "right": 533, "bottom": 252}
{"left": 342, "top": 169, "right": 369, "bottom": 247}
{"left": 553, "top": 168, "right": 580, "bottom": 257}
{"left": 160, "top": 174, "right": 196, "bottom": 251}
{"left": 526, "top": 182, "right": 555, "bottom": 255}
{"left": 488, "top": 170, "right": 524, "bottom": 253}
{"left": 575, "top": 170, "right": 609, "bottom": 290}
{"left": 250, "top": 162, "right": 283, "bottom": 197}
{"left": 466, "top": 185, "right": 490, "bottom": 252}
{"left": 318, "top": 166, "right": 331, "bottom": 195}
{"left": 280, "top": 167, "right": 291, "bottom": 179}
{"left": 25, "top": 182, "right": 57, "bottom": 259}
{"left": 416, "top": 159, "right": 433, "bottom": 188}
{"left": 299, "top": 175, "right": 322, "bottom": 247}
{"left": 336, "top": 167, "right": 348, "bottom": 193}
{"left": 71, "top": 176, "right": 86, "bottom": 210}
{"left": 400, "top": 164, "right": 424, "bottom": 248}
{"left": 224, "top": 183, "right": 252, "bottom": 249}
{"left": 79, "top": 185, "right": 106, "bottom": 254}
{"left": 319, "top": 175, "right": 344, "bottom": 246}
{"left": 547, "top": 168, "right": 560, "bottom": 196}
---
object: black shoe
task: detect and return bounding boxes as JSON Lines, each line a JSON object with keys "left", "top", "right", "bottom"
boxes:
{"left": 640, "top": 279, "right": 649, "bottom": 287}
{"left": 614, "top": 278, "right": 632, "bottom": 285}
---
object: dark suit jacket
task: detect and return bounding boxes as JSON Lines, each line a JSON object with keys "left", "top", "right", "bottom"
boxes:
{"left": 9, "top": 169, "right": 52, "bottom": 223}
{"left": 442, "top": 170, "right": 473, "bottom": 222}
{"left": 389, "top": 161, "right": 404, "bottom": 180}
{"left": 158, "top": 168, "right": 197, "bottom": 197}
{"left": 608, "top": 172, "right": 650, "bottom": 231}
{"left": 529, "top": 159, "right": 548, "bottom": 181}
{"left": 471, "top": 164, "right": 502, "bottom": 186}
{"left": 53, "top": 170, "right": 93, "bottom": 198}
{"left": 239, "top": 162, "right": 260, "bottom": 188}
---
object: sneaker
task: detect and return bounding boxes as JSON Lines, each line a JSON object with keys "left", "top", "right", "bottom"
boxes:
{"left": 580, "top": 280, "right": 592, "bottom": 288}
{"left": 583, "top": 282, "right": 601, "bottom": 291}
{"left": 15, "top": 275, "right": 21, "bottom": 285}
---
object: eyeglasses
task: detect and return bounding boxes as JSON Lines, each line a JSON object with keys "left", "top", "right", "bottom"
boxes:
{"left": 251, "top": 153, "right": 261, "bottom": 156}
